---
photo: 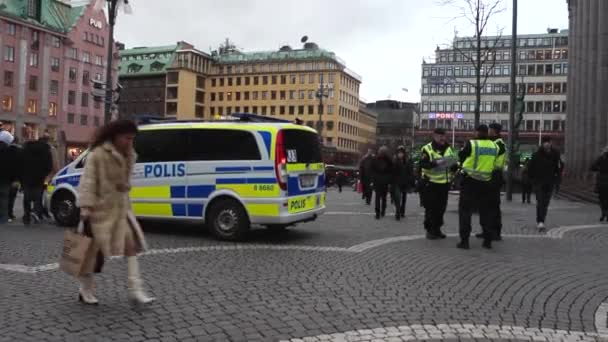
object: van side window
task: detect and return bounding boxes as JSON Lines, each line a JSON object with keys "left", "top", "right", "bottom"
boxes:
{"left": 75, "top": 156, "right": 87, "bottom": 169}
{"left": 187, "top": 129, "right": 261, "bottom": 161}
{"left": 135, "top": 130, "right": 187, "bottom": 162}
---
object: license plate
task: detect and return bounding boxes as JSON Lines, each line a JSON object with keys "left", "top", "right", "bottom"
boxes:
{"left": 299, "top": 174, "right": 316, "bottom": 188}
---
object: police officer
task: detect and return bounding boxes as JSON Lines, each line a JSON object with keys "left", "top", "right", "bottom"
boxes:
{"left": 475, "top": 123, "right": 506, "bottom": 241}
{"left": 419, "top": 128, "right": 458, "bottom": 240}
{"left": 457, "top": 124, "right": 499, "bottom": 250}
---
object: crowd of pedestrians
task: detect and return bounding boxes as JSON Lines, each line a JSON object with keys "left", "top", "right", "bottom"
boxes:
{"left": 0, "top": 124, "right": 57, "bottom": 225}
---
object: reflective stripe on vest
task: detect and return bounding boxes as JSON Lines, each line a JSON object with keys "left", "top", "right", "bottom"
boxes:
{"left": 462, "top": 140, "right": 498, "bottom": 182}
{"left": 421, "top": 143, "right": 456, "bottom": 184}
{"left": 494, "top": 138, "right": 506, "bottom": 170}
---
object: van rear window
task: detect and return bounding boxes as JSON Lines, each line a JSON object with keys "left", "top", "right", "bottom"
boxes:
{"left": 282, "top": 130, "right": 322, "bottom": 163}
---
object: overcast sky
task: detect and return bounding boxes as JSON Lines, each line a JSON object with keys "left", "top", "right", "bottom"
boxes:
{"left": 113, "top": 0, "right": 569, "bottom": 104}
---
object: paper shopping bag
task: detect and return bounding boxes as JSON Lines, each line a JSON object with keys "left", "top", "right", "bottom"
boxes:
{"left": 59, "top": 223, "right": 92, "bottom": 277}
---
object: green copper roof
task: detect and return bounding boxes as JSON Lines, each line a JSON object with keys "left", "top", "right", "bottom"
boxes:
{"left": 216, "top": 48, "right": 345, "bottom": 65}
{"left": 0, "top": 0, "right": 86, "bottom": 33}
{"left": 118, "top": 44, "right": 180, "bottom": 77}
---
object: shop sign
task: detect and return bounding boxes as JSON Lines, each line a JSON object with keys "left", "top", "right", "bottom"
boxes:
{"left": 428, "top": 112, "right": 464, "bottom": 119}
{"left": 89, "top": 18, "right": 103, "bottom": 29}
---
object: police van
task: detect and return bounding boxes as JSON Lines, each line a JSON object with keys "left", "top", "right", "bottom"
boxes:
{"left": 48, "top": 114, "right": 327, "bottom": 240}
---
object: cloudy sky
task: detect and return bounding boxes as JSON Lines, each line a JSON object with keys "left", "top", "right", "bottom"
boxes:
{"left": 113, "top": 0, "right": 569, "bottom": 104}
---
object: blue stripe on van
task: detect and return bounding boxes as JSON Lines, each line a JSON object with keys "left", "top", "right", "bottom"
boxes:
{"left": 188, "top": 204, "right": 204, "bottom": 217}
{"left": 57, "top": 167, "right": 69, "bottom": 177}
{"left": 253, "top": 166, "right": 274, "bottom": 171}
{"left": 170, "top": 186, "right": 186, "bottom": 198}
{"left": 246, "top": 178, "right": 277, "bottom": 184}
{"left": 55, "top": 175, "right": 81, "bottom": 187}
{"left": 187, "top": 185, "right": 215, "bottom": 198}
{"left": 258, "top": 131, "right": 272, "bottom": 156}
{"left": 215, "top": 166, "right": 252, "bottom": 172}
{"left": 216, "top": 178, "right": 277, "bottom": 185}
{"left": 172, "top": 204, "right": 187, "bottom": 216}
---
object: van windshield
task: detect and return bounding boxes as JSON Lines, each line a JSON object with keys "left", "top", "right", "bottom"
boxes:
{"left": 282, "top": 129, "right": 322, "bottom": 164}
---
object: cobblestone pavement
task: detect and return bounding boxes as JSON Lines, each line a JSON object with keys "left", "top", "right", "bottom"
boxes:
{"left": 1, "top": 190, "right": 608, "bottom": 341}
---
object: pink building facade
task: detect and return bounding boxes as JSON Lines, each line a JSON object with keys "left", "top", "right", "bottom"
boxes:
{"left": 0, "top": 0, "right": 117, "bottom": 163}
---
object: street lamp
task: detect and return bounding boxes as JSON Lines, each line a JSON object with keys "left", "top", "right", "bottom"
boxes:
{"left": 316, "top": 74, "right": 330, "bottom": 144}
{"left": 94, "top": 0, "right": 132, "bottom": 123}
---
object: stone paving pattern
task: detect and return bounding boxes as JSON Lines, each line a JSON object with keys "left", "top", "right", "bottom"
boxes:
{"left": 1, "top": 190, "right": 608, "bottom": 341}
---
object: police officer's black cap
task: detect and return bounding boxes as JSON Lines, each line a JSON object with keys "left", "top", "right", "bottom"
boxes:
{"left": 476, "top": 124, "right": 489, "bottom": 133}
{"left": 433, "top": 128, "right": 446, "bottom": 135}
{"left": 489, "top": 122, "right": 502, "bottom": 132}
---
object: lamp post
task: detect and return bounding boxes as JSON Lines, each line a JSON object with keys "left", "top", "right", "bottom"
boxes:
{"left": 506, "top": 0, "right": 518, "bottom": 201}
{"left": 316, "top": 74, "right": 330, "bottom": 144}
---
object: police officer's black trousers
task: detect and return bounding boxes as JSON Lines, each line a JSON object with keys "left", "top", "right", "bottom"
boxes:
{"left": 459, "top": 178, "right": 495, "bottom": 241}
{"left": 422, "top": 182, "right": 450, "bottom": 234}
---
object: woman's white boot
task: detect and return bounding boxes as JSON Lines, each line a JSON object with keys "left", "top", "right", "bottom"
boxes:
{"left": 78, "top": 274, "right": 99, "bottom": 305}
{"left": 127, "top": 256, "right": 155, "bottom": 305}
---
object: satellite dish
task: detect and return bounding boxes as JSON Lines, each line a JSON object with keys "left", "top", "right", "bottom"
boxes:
{"left": 301, "top": 36, "right": 308, "bottom": 43}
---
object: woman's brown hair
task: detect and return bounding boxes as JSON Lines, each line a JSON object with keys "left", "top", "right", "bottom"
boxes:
{"left": 90, "top": 119, "right": 138, "bottom": 149}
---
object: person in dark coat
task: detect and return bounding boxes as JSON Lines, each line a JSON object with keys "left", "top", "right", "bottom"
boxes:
{"left": 359, "top": 149, "right": 374, "bottom": 204}
{"left": 21, "top": 138, "right": 53, "bottom": 225}
{"left": 7, "top": 137, "right": 23, "bottom": 222}
{"left": 521, "top": 158, "right": 532, "bottom": 204}
{"left": 527, "top": 136, "right": 562, "bottom": 231}
{"left": 392, "top": 146, "right": 414, "bottom": 221}
{"left": 0, "top": 130, "right": 17, "bottom": 224}
{"left": 335, "top": 171, "right": 346, "bottom": 193}
{"left": 371, "top": 146, "right": 394, "bottom": 219}
{"left": 591, "top": 146, "right": 608, "bottom": 221}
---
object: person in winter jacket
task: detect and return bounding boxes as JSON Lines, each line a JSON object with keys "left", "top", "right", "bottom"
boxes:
{"left": 0, "top": 130, "right": 17, "bottom": 224}
{"left": 77, "top": 119, "right": 154, "bottom": 306}
{"left": 371, "top": 146, "right": 394, "bottom": 219}
{"left": 392, "top": 146, "right": 414, "bottom": 220}
{"left": 591, "top": 146, "right": 608, "bottom": 221}
{"left": 7, "top": 137, "right": 23, "bottom": 222}
{"left": 21, "top": 137, "right": 53, "bottom": 224}
{"left": 521, "top": 158, "right": 532, "bottom": 204}
{"left": 335, "top": 171, "right": 346, "bottom": 193}
{"left": 359, "top": 149, "right": 374, "bottom": 204}
{"left": 527, "top": 136, "right": 562, "bottom": 231}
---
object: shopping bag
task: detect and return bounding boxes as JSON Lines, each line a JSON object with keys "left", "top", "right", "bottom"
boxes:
{"left": 357, "top": 180, "right": 363, "bottom": 193}
{"left": 59, "top": 221, "right": 92, "bottom": 277}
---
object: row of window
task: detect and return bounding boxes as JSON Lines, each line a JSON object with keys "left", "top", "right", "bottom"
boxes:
{"left": 421, "top": 118, "right": 566, "bottom": 133}
{"left": 434, "top": 47, "right": 568, "bottom": 64}
{"left": 423, "top": 63, "right": 568, "bottom": 79}
{"left": 339, "top": 107, "right": 359, "bottom": 122}
{"left": 422, "top": 100, "right": 568, "bottom": 114}
{"left": 2, "top": 96, "right": 57, "bottom": 116}
{"left": 1, "top": 22, "right": 62, "bottom": 48}
{"left": 66, "top": 47, "right": 104, "bottom": 65}
{"left": 337, "top": 137, "right": 358, "bottom": 150}
{"left": 210, "top": 73, "right": 336, "bottom": 87}
{"left": 423, "top": 81, "right": 568, "bottom": 96}
{"left": 206, "top": 104, "right": 335, "bottom": 117}
{"left": 339, "top": 90, "right": 358, "bottom": 107}
{"left": 66, "top": 113, "right": 101, "bottom": 127}
{"left": 208, "top": 89, "right": 335, "bottom": 102}
{"left": 339, "top": 122, "right": 359, "bottom": 136}
{"left": 83, "top": 31, "right": 105, "bottom": 47}
{"left": 218, "top": 62, "right": 339, "bottom": 75}
{"left": 450, "top": 36, "right": 568, "bottom": 52}
{"left": 3, "top": 46, "right": 103, "bottom": 70}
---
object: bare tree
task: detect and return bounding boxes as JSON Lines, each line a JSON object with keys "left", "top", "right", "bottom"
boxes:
{"left": 439, "top": 0, "right": 506, "bottom": 127}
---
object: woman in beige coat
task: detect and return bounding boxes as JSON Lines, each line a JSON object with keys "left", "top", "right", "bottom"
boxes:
{"left": 77, "top": 120, "right": 154, "bottom": 305}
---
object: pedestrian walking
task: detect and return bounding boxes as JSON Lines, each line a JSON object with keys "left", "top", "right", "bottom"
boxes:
{"left": 21, "top": 136, "right": 53, "bottom": 225}
{"left": 457, "top": 125, "right": 499, "bottom": 250}
{"left": 475, "top": 123, "right": 506, "bottom": 241}
{"left": 39, "top": 130, "right": 60, "bottom": 220}
{"left": 419, "top": 128, "right": 458, "bottom": 240}
{"left": 392, "top": 146, "right": 414, "bottom": 221}
{"left": 335, "top": 171, "right": 346, "bottom": 193}
{"left": 521, "top": 158, "right": 533, "bottom": 203}
{"left": 359, "top": 149, "right": 374, "bottom": 205}
{"left": 0, "top": 130, "right": 17, "bottom": 224}
{"left": 527, "top": 136, "right": 562, "bottom": 232}
{"left": 591, "top": 146, "right": 608, "bottom": 221}
{"left": 77, "top": 119, "right": 154, "bottom": 305}
{"left": 371, "top": 146, "right": 394, "bottom": 220}
{"left": 7, "top": 137, "right": 23, "bottom": 223}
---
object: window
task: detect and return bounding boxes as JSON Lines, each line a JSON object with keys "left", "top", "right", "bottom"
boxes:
{"left": 167, "top": 87, "right": 178, "bottom": 99}
{"left": 299, "top": 90, "right": 305, "bottom": 99}
{"left": 48, "top": 102, "right": 57, "bottom": 117}
{"left": 95, "top": 55, "right": 103, "bottom": 66}
{"left": 52, "top": 36, "right": 61, "bottom": 48}
{"left": 235, "top": 92, "right": 241, "bottom": 101}
{"left": 80, "top": 114, "right": 88, "bottom": 126}
{"left": 197, "top": 76, "right": 205, "bottom": 88}
{"left": 69, "top": 67, "right": 77, "bottom": 82}
{"left": 81, "top": 93, "right": 89, "bottom": 107}
{"left": 166, "top": 102, "right": 178, "bottom": 115}
{"left": 263, "top": 76, "right": 268, "bottom": 85}
{"left": 545, "top": 83, "right": 553, "bottom": 94}
{"left": 211, "top": 79, "right": 217, "bottom": 87}
{"left": 7, "top": 23, "right": 16, "bottom": 35}
{"left": 270, "top": 106, "right": 276, "bottom": 115}
{"left": 196, "top": 91, "right": 204, "bottom": 103}
{"left": 4, "top": 71, "right": 13, "bottom": 87}
{"left": 50, "top": 80, "right": 59, "bottom": 95}
{"left": 279, "top": 106, "right": 285, "bottom": 115}
{"left": 236, "top": 77, "right": 241, "bottom": 86}
{"left": 82, "top": 71, "right": 89, "bottom": 85}
{"left": 281, "top": 75, "right": 287, "bottom": 84}
{"left": 309, "top": 74, "right": 315, "bottom": 83}
{"left": 68, "top": 91, "right": 76, "bottom": 105}
{"left": 328, "top": 105, "right": 334, "bottom": 114}
{"left": 289, "top": 90, "right": 295, "bottom": 100}
{"left": 298, "top": 105, "right": 304, "bottom": 115}
{"left": 545, "top": 64, "right": 553, "bottom": 75}
{"left": 167, "top": 72, "right": 179, "bottom": 84}
{"left": 309, "top": 90, "right": 315, "bottom": 100}
{"left": 272, "top": 76, "right": 277, "bottom": 84}
{"left": 227, "top": 92, "right": 233, "bottom": 101}
{"left": 289, "top": 106, "right": 295, "bottom": 115}
{"left": 290, "top": 74, "right": 296, "bottom": 84}
{"left": 29, "top": 52, "right": 39, "bottom": 67}
{"left": 66, "top": 112, "right": 75, "bottom": 124}
{"left": 27, "top": 99, "right": 37, "bottom": 114}
{"left": 535, "top": 102, "right": 543, "bottom": 113}
{"left": 2, "top": 96, "right": 12, "bottom": 111}
{"left": 218, "top": 92, "right": 224, "bottom": 101}
{"left": 29, "top": 75, "right": 38, "bottom": 91}
{"left": 94, "top": 116, "right": 100, "bottom": 127}
{"left": 553, "top": 101, "right": 561, "bottom": 113}
{"left": 554, "top": 83, "right": 562, "bottom": 94}
{"left": 185, "top": 130, "right": 261, "bottom": 161}
{"left": 244, "top": 91, "right": 250, "bottom": 100}
{"left": 81, "top": 51, "right": 90, "bottom": 64}
{"left": 50, "top": 57, "right": 60, "bottom": 72}
{"left": 280, "top": 91, "right": 286, "bottom": 100}
{"left": 252, "top": 91, "right": 258, "bottom": 100}
{"left": 4, "top": 46, "right": 15, "bottom": 62}
{"left": 195, "top": 105, "right": 204, "bottom": 118}
{"left": 254, "top": 76, "right": 259, "bottom": 85}
{"left": 67, "top": 48, "right": 77, "bottom": 59}
{"left": 308, "top": 105, "right": 314, "bottom": 115}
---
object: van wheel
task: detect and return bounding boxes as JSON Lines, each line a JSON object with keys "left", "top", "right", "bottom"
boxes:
{"left": 51, "top": 191, "right": 79, "bottom": 227}
{"left": 266, "top": 225, "right": 288, "bottom": 233}
{"left": 207, "top": 198, "right": 250, "bottom": 241}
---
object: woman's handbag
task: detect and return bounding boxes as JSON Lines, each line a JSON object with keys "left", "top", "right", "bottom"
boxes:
{"left": 59, "top": 220, "right": 93, "bottom": 277}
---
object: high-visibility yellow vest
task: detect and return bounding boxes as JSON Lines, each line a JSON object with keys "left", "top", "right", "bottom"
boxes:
{"left": 494, "top": 138, "right": 506, "bottom": 171}
{"left": 421, "top": 143, "right": 457, "bottom": 184}
{"left": 462, "top": 139, "right": 498, "bottom": 182}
